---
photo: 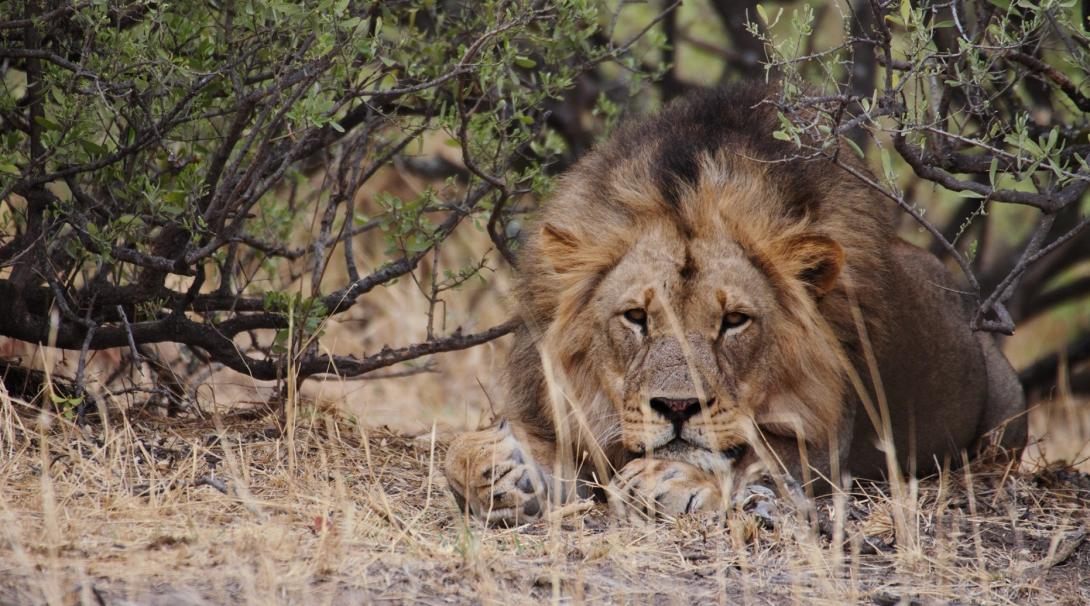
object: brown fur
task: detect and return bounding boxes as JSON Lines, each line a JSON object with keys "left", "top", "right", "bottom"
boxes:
{"left": 444, "top": 84, "right": 1027, "bottom": 524}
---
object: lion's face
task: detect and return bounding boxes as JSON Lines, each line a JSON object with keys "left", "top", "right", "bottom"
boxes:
{"left": 533, "top": 156, "right": 854, "bottom": 476}
{"left": 590, "top": 223, "right": 780, "bottom": 468}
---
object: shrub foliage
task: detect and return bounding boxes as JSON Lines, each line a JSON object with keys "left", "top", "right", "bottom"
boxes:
{"left": 1, "top": 0, "right": 1088, "bottom": 405}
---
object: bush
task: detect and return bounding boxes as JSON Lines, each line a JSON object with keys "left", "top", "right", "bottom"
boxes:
{"left": 0, "top": 0, "right": 665, "bottom": 404}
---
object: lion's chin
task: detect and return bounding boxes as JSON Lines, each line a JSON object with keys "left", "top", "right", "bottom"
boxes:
{"left": 649, "top": 439, "right": 748, "bottom": 475}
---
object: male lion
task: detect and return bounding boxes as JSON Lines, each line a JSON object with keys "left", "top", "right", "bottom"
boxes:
{"left": 445, "top": 84, "right": 1026, "bottom": 525}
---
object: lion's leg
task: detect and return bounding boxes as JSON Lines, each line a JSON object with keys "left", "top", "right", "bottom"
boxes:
{"left": 974, "top": 333, "right": 1028, "bottom": 458}
{"left": 751, "top": 400, "right": 856, "bottom": 496}
{"left": 444, "top": 419, "right": 561, "bottom": 526}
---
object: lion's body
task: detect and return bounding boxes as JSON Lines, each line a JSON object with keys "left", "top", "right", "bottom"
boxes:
{"left": 843, "top": 240, "right": 1025, "bottom": 478}
{"left": 445, "top": 85, "right": 1026, "bottom": 525}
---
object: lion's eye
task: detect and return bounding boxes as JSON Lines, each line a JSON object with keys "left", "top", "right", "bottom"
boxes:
{"left": 622, "top": 308, "right": 648, "bottom": 332}
{"left": 720, "top": 311, "right": 751, "bottom": 335}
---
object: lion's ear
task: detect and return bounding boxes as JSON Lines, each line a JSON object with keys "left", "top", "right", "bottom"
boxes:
{"left": 780, "top": 234, "right": 844, "bottom": 296}
{"left": 540, "top": 223, "right": 580, "bottom": 273}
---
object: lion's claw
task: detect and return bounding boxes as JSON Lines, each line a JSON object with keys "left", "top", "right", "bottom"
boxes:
{"left": 733, "top": 483, "right": 780, "bottom": 528}
{"left": 607, "top": 458, "right": 724, "bottom": 521}
{"left": 445, "top": 423, "right": 549, "bottom": 526}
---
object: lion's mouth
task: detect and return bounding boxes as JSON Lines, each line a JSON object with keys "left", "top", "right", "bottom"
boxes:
{"left": 636, "top": 438, "right": 749, "bottom": 464}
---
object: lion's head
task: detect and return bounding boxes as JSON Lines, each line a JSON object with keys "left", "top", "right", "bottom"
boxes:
{"left": 514, "top": 85, "right": 893, "bottom": 475}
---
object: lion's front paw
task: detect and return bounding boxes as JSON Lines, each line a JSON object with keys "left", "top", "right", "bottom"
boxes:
{"left": 733, "top": 483, "right": 780, "bottom": 528}
{"left": 607, "top": 458, "right": 724, "bottom": 521}
{"left": 444, "top": 421, "right": 549, "bottom": 526}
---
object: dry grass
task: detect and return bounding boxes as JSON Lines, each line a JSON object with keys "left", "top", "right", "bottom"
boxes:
{"left": 2, "top": 162, "right": 1089, "bottom": 605}
{"left": 0, "top": 391, "right": 1088, "bottom": 605}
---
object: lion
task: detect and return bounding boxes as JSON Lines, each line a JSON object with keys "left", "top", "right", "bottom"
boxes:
{"left": 444, "top": 84, "right": 1027, "bottom": 525}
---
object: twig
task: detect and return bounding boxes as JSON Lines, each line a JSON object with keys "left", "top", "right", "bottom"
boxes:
{"left": 195, "top": 475, "right": 229, "bottom": 495}
{"left": 115, "top": 305, "right": 143, "bottom": 368}
{"left": 313, "top": 362, "right": 437, "bottom": 382}
{"left": 309, "top": 318, "right": 520, "bottom": 378}
{"left": 1006, "top": 50, "right": 1090, "bottom": 112}
{"left": 543, "top": 499, "right": 596, "bottom": 522}
{"left": 73, "top": 302, "right": 97, "bottom": 425}
{"left": 1021, "top": 527, "right": 1087, "bottom": 578}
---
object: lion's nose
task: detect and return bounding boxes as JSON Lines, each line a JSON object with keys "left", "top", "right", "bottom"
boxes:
{"left": 649, "top": 397, "right": 710, "bottom": 425}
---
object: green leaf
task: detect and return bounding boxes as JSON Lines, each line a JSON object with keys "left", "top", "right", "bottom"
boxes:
{"left": 843, "top": 137, "right": 865, "bottom": 159}
{"left": 0, "top": 163, "right": 20, "bottom": 175}
{"left": 405, "top": 234, "right": 431, "bottom": 253}
{"left": 80, "top": 139, "right": 106, "bottom": 155}
{"left": 513, "top": 55, "right": 537, "bottom": 69}
{"left": 34, "top": 115, "right": 61, "bottom": 131}
{"left": 880, "top": 147, "right": 894, "bottom": 181}
{"left": 164, "top": 191, "right": 187, "bottom": 205}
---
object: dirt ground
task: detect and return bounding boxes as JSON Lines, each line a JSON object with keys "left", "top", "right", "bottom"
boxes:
{"left": 0, "top": 385, "right": 1088, "bottom": 605}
